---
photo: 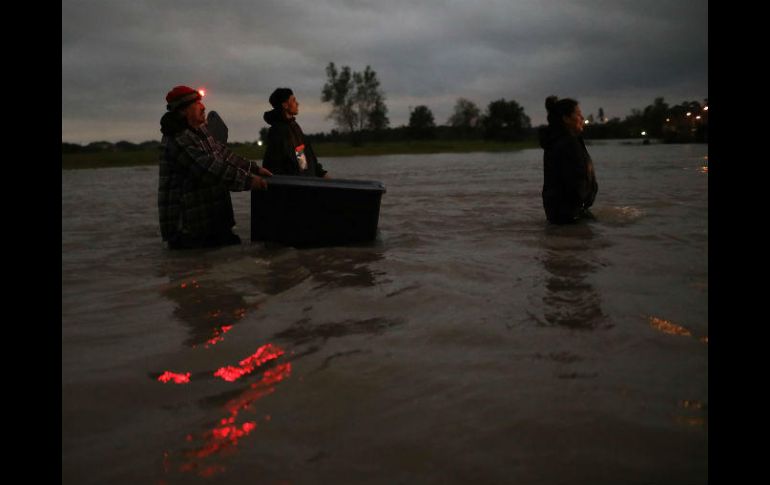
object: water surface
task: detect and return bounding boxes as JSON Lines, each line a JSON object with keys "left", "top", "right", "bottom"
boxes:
{"left": 62, "top": 143, "right": 708, "bottom": 484}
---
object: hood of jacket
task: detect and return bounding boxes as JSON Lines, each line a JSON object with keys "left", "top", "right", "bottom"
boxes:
{"left": 160, "top": 111, "right": 190, "bottom": 137}
{"left": 263, "top": 108, "right": 288, "bottom": 126}
{"left": 538, "top": 125, "right": 570, "bottom": 150}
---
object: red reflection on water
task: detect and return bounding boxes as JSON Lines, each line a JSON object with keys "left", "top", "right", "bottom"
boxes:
{"left": 223, "top": 363, "right": 292, "bottom": 418}
{"left": 214, "top": 343, "right": 285, "bottom": 382}
{"left": 200, "top": 306, "right": 249, "bottom": 348}
{"left": 168, "top": 359, "right": 292, "bottom": 478}
{"left": 186, "top": 421, "right": 258, "bottom": 461}
{"left": 158, "top": 371, "right": 191, "bottom": 384}
{"left": 179, "top": 461, "right": 226, "bottom": 477}
{"left": 649, "top": 316, "right": 692, "bottom": 336}
{"left": 205, "top": 325, "right": 234, "bottom": 347}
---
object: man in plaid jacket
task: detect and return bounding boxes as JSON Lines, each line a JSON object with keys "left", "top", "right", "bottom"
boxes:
{"left": 158, "top": 86, "right": 272, "bottom": 249}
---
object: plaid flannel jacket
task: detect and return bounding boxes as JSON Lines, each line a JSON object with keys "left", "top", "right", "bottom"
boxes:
{"left": 158, "top": 126, "right": 254, "bottom": 242}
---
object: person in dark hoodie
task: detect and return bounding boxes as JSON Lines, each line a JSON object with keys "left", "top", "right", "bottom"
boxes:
{"left": 539, "top": 95, "right": 598, "bottom": 224}
{"left": 262, "top": 88, "right": 329, "bottom": 178}
{"left": 158, "top": 85, "right": 272, "bottom": 250}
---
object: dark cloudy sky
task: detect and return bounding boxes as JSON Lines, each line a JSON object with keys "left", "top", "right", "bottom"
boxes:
{"left": 62, "top": 0, "right": 707, "bottom": 144}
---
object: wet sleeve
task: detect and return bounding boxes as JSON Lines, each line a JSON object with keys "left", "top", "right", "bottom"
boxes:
{"left": 175, "top": 132, "right": 252, "bottom": 191}
{"left": 220, "top": 144, "right": 258, "bottom": 174}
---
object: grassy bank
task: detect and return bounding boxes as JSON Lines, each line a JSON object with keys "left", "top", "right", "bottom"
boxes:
{"left": 62, "top": 139, "right": 539, "bottom": 170}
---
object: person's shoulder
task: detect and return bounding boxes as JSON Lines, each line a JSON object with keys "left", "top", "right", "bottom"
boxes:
{"left": 553, "top": 133, "right": 581, "bottom": 152}
{"left": 174, "top": 127, "right": 205, "bottom": 149}
{"left": 268, "top": 121, "right": 291, "bottom": 137}
{"left": 289, "top": 118, "right": 306, "bottom": 131}
{"left": 547, "top": 132, "right": 569, "bottom": 149}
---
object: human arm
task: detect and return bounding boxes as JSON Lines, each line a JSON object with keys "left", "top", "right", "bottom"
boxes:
{"left": 316, "top": 163, "right": 329, "bottom": 178}
{"left": 579, "top": 138, "right": 598, "bottom": 208}
{"left": 241, "top": 158, "right": 272, "bottom": 177}
{"left": 553, "top": 137, "right": 592, "bottom": 208}
{"left": 250, "top": 175, "right": 268, "bottom": 190}
{"left": 306, "top": 143, "right": 328, "bottom": 178}
{"left": 212, "top": 138, "right": 272, "bottom": 177}
{"left": 262, "top": 125, "right": 297, "bottom": 175}
{"left": 174, "top": 130, "right": 259, "bottom": 191}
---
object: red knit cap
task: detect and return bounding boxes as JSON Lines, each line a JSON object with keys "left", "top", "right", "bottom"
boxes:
{"left": 165, "top": 85, "right": 202, "bottom": 111}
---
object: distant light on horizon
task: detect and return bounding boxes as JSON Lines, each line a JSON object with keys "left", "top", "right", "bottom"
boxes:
{"left": 666, "top": 118, "right": 670, "bottom": 122}
{"left": 198, "top": 88, "right": 206, "bottom": 97}
{"left": 257, "top": 140, "right": 263, "bottom": 146}
{"left": 686, "top": 112, "right": 692, "bottom": 117}
{"left": 641, "top": 131, "right": 647, "bottom": 136}
{"left": 584, "top": 119, "right": 589, "bottom": 125}
{"left": 695, "top": 115, "right": 701, "bottom": 120}
{"left": 703, "top": 106, "right": 708, "bottom": 111}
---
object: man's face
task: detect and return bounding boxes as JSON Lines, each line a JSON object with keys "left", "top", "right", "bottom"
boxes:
{"left": 283, "top": 95, "right": 299, "bottom": 117}
{"left": 184, "top": 100, "right": 206, "bottom": 128}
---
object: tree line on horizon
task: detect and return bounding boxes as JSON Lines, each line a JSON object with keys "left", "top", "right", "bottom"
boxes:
{"left": 62, "top": 64, "right": 707, "bottom": 153}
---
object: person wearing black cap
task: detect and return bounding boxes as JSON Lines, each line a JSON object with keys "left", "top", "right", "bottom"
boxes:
{"left": 262, "top": 88, "right": 328, "bottom": 178}
{"left": 158, "top": 85, "right": 273, "bottom": 249}
{"left": 538, "top": 95, "right": 598, "bottom": 224}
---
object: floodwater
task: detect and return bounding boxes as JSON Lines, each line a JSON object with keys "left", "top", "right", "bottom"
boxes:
{"left": 62, "top": 142, "right": 708, "bottom": 484}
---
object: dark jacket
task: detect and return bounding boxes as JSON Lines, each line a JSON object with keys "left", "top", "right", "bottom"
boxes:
{"left": 262, "top": 108, "right": 327, "bottom": 177}
{"left": 539, "top": 126, "right": 598, "bottom": 224}
{"left": 158, "top": 112, "right": 255, "bottom": 247}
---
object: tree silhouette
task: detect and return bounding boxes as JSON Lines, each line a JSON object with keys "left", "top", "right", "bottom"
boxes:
{"left": 408, "top": 105, "right": 436, "bottom": 139}
{"left": 482, "top": 98, "right": 531, "bottom": 141}
{"left": 321, "top": 63, "right": 356, "bottom": 133}
{"left": 448, "top": 98, "right": 481, "bottom": 129}
{"left": 321, "top": 62, "right": 389, "bottom": 137}
{"left": 448, "top": 98, "right": 481, "bottom": 138}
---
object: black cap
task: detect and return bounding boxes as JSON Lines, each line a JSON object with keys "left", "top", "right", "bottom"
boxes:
{"left": 268, "top": 88, "right": 293, "bottom": 109}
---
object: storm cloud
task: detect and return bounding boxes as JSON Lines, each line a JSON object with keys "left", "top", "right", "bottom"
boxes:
{"left": 62, "top": 0, "right": 707, "bottom": 143}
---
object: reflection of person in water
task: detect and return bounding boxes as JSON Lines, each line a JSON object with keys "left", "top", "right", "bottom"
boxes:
{"left": 157, "top": 247, "right": 385, "bottom": 346}
{"left": 154, "top": 247, "right": 391, "bottom": 480}
{"left": 261, "top": 247, "right": 385, "bottom": 295}
{"left": 299, "top": 248, "right": 385, "bottom": 289}
{"left": 161, "top": 278, "right": 252, "bottom": 347}
{"left": 540, "top": 224, "right": 606, "bottom": 329}
{"left": 155, "top": 258, "right": 291, "bottom": 480}
{"left": 156, "top": 259, "right": 258, "bottom": 348}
